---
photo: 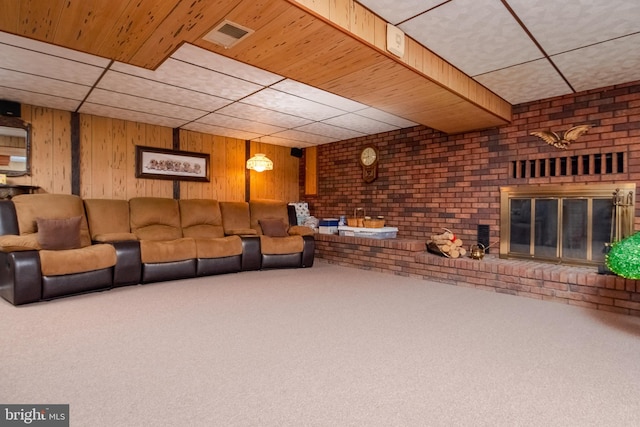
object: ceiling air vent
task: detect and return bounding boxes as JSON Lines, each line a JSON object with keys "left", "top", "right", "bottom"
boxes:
{"left": 203, "top": 20, "right": 255, "bottom": 49}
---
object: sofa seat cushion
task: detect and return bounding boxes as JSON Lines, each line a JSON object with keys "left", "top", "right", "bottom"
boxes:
{"left": 194, "top": 235, "right": 243, "bottom": 258}
{"left": 259, "top": 235, "right": 304, "bottom": 255}
{"left": 139, "top": 238, "right": 196, "bottom": 264}
{"left": 39, "top": 244, "right": 117, "bottom": 276}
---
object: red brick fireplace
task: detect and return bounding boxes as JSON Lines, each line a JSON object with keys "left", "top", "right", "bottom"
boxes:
{"left": 302, "top": 80, "right": 640, "bottom": 315}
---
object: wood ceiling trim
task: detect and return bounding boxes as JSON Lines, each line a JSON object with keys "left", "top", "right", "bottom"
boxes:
{"left": 129, "top": 0, "right": 240, "bottom": 69}
{"left": 291, "top": 0, "right": 512, "bottom": 126}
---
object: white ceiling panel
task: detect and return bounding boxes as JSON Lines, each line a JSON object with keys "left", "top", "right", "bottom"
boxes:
{"left": 508, "top": 0, "right": 640, "bottom": 55}
{"left": 111, "top": 58, "right": 263, "bottom": 100}
{"left": 79, "top": 103, "right": 189, "bottom": 128}
{"left": 181, "top": 122, "right": 262, "bottom": 140}
{"left": 196, "top": 113, "right": 286, "bottom": 135}
{"left": 0, "top": 68, "right": 91, "bottom": 100}
{"left": 295, "top": 122, "right": 365, "bottom": 140}
{"left": 475, "top": 59, "right": 572, "bottom": 105}
{"left": 85, "top": 88, "right": 206, "bottom": 121}
{"left": 0, "top": 87, "right": 81, "bottom": 112}
{"left": 0, "top": 31, "right": 109, "bottom": 67}
{"left": 215, "top": 103, "right": 313, "bottom": 128}
{"left": 172, "top": 43, "right": 283, "bottom": 86}
{"left": 0, "top": 43, "right": 105, "bottom": 86}
{"left": 322, "top": 113, "right": 399, "bottom": 134}
{"left": 398, "top": 0, "right": 542, "bottom": 76}
{"left": 357, "top": 0, "right": 445, "bottom": 25}
{"left": 552, "top": 33, "right": 640, "bottom": 93}
{"left": 242, "top": 88, "right": 346, "bottom": 121}
{"left": 271, "top": 80, "right": 368, "bottom": 113}
{"left": 97, "top": 70, "right": 231, "bottom": 112}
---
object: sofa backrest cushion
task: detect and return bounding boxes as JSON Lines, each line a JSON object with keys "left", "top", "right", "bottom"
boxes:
{"left": 179, "top": 199, "right": 224, "bottom": 239}
{"left": 249, "top": 199, "right": 290, "bottom": 235}
{"left": 12, "top": 194, "right": 92, "bottom": 247}
{"left": 84, "top": 199, "right": 134, "bottom": 241}
{"left": 219, "top": 201, "right": 257, "bottom": 235}
{"left": 129, "top": 197, "right": 182, "bottom": 241}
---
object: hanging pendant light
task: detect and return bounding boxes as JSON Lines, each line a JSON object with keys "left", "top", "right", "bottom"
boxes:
{"left": 246, "top": 153, "right": 273, "bottom": 172}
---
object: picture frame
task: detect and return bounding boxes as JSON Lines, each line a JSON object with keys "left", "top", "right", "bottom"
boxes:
{"left": 135, "top": 145, "right": 210, "bottom": 182}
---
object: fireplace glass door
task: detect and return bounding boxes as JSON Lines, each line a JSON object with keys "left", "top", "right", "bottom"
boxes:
{"left": 501, "top": 184, "right": 635, "bottom": 266}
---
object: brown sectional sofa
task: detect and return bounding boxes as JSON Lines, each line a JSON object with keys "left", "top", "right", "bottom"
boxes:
{"left": 0, "top": 194, "right": 314, "bottom": 305}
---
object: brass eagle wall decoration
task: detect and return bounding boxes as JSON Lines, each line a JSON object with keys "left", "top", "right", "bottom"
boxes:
{"left": 530, "top": 124, "right": 593, "bottom": 149}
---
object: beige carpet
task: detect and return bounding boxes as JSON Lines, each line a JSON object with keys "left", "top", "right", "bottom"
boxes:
{"left": 2, "top": 260, "right": 640, "bottom": 426}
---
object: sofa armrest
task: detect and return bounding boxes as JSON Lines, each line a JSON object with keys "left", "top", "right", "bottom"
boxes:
{"left": 93, "top": 233, "right": 138, "bottom": 243}
{"left": 226, "top": 228, "right": 258, "bottom": 236}
{"left": 0, "top": 251, "right": 42, "bottom": 305}
{"left": 0, "top": 234, "right": 41, "bottom": 252}
{"left": 240, "top": 236, "right": 261, "bottom": 271}
{"left": 110, "top": 241, "right": 142, "bottom": 287}
{"left": 301, "top": 235, "right": 315, "bottom": 268}
{"left": 288, "top": 225, "right": 314, "bottom": 236}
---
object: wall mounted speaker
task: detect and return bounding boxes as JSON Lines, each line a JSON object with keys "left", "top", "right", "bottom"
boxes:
{"left": 290, "top": 147, "right": 303, "bottom": 158}
{"left": 0, "top": 100, "right": 21, "bottom": 117}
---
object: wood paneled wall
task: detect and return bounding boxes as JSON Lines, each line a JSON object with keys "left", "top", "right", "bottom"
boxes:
{"left": 249, "top": 141, "right": 301, "bottom": 201}
{"left": 9, "top": 104, "right": 72, "bottom": 194}
{"left": 6, "top": 104, "right": 300, "bottom": 202}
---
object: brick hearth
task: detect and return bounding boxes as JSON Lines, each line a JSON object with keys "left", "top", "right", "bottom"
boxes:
{"left": 315, "top": 234, "right": 640, "bottom": 316}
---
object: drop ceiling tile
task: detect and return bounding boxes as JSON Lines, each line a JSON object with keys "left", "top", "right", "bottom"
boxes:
{"left": 242, "top": 88, "right": 345, "bottom": 121}
{"left": 0, "top": 87, "right": 81, "bottom": 112}
{"left": 271, "top": 80, "right": 368, "bottom": 112}
{"left": 357, "top": 0, "right": 445, "bottom": 25}
{"left": 508, "top": 0, "right": 640, "bottom": 55}
{"left": 196, "top": 113, "right": 286, "bottom": 135}
{"left": 111, "top": 58, "right": 263, "bottom": 100}
{"left": 553, "top": 34, "right": 640, "bottom": 93}
{"left": 270, "top": 129, "right": 336, "bottom": 145}
{"left": 216, "top": 103, "right": 313, "bottom": 128}
{"left": 85, "top": 88, "right": 206, "bottom": 121}
{"left": 295, "top": 122, "right": 364, "bottom": 140}
{"left": 399, "top": 0, "right": 542, "bottom": 76}
{"left": 171, "top": 44, "right": 283, "bottom": 86}
{"left": 181, "top": 122, "right": 262, "bottom": 140}
{"left": 79, "top": 103, "right": 188, "bottom": 128}
{"left": 355, "top": 108, "right": 417, "bottom": 128}
{"left": 0, "top": 43, "right": 105, "bottom": 86}
{"left": 0, "top": 31, "right": 109, "bottom": 67}
{"left": 0, "top": 68, "right": 91, "bottom": 100}
{"left": 98, "top": 71, "right": 231, "bottom": 112}
{"left": 322, "top": 113, "right": 399, "bottom": 134}
{"left": 474, "top": 59, "right": 572, "bottom": 105}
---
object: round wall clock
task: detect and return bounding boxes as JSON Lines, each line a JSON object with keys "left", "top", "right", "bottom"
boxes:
{"left": 359, "top": 145, "right": 379, "bottom": 183}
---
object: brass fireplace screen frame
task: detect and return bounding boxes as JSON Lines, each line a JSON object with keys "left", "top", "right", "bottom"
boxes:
{"left": 500, "top": 183, "right": 636, "bottom": 265}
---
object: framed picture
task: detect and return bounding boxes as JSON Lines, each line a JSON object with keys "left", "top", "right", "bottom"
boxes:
{"left": 135, "top": 145, "right": 210, "bottom": 182}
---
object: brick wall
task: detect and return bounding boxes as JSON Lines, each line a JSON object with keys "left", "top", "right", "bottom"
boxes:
{"left": 302, "top": 80, "right": 640, "bottom": 244}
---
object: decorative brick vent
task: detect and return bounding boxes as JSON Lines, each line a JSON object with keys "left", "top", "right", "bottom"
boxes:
{"left": 511, "top": 152, "right": 625, "bottom": 179}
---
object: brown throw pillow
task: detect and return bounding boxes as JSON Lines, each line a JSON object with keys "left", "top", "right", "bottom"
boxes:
{"left": 259, "top": 218, "right": 289, "bottom": 237}
{"left": 37, "top": 216, "right": 82, "bottom": 250}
